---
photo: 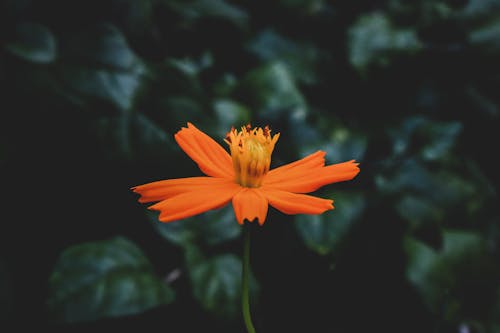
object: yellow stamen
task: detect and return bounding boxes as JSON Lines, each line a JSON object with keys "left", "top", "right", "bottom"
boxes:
{"left": 225, "top": 125, "right": 280, "bottom": 188}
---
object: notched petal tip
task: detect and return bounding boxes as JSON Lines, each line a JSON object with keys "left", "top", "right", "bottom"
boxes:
{"left": 237, "top": 216, "right": 267, "bottom": 226}
{"left": 147, "top": 202, "right": 161, "bottom": 211}
{"left": 232, "top": 189, "right": 268, "bottom": 226}
{"left": 131, "top": 184, "right": 145, "bottom": 191}
{"left": 238, "top": 217, "right": 258, "bottom": 225}
{"left": 350, "top": 160, "right": 361, "bottom": 176}
{"left": 326, "top": 199, "right": 334, "bottom": 211}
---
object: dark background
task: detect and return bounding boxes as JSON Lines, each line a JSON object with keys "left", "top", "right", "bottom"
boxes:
{"left": 1, "top": 0, "right": 500, "bottom": 332}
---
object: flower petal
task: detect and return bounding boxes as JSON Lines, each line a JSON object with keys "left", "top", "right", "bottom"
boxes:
{"left": 264, "top": 150, "right": 326, "bottom": 184}
{"left": 148, "top": 182, "right": 242, "bottom": 223}
{"left": 262, "top": 188, "right": 334, "bottom": 215}
{"left": 175, "top": 123, "right": 234, "bottom": 178}
{"left": 263, "top": 160, "right": 360, "bottom": 193}
{"left": 132, "top": 177, "right": 233, "bottom": 203}
{"left": 232, "top": 188, "right": 268, "bottom": 225}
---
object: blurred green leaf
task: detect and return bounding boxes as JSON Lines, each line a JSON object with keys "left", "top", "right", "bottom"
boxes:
{"left": 165, "top": 0, "right": 248, "bottom": 28}
{"left": 276, "top": 0, "right": 325, "bottom": 13}
{"left": 465, "top": 86, "right": 499, "bottom": 117}
{"left": 47, "top": 237, "right": 175, "bottom": 323}
{"left": 152, "top": 205, "right": 241, "bottom": 248}
{"left": 164, "top": 96, "right": 205, "bottom": 126}
{"left": 188, "top": 253, "right": 258, "bottom": 318}
{"left": 167, "top": 52, "right": 213, "bottom": 77}
{"left": 58, "top": 24, "right": 145, "bottom": 111}
{"left": 152, "top": 213, "right": 197, "bottom": 247}
{"left": 213, "top": 99, "right": 251, "bottom": 137}
{"left": 377, "top": 159, "right": 484, "bottom": 235}
{"left": 468, "top": 15, "right": 500, "bottom": 53}
{"left": 323, "top": 128, "right": 367, "bottom": 164}
{"left": 61, "top": 67, "right": 144, "bottom": 111}
{"left": 201, "top": 207, "right": 242, "bottom": 246}
{"left": 397, "top": 193, "right": 443, "bottom": 225}
{"left": 288, "top": 108, "right": 321, "bottom": 148}
{"left": 389, "top": 116, "right": 462, "bottom": 161}
{"left": 107, "top": 0, "right": 154, "bottom": 36}
{"left": 239, "top": 62, "right": 307, "bottom": 120}
{"left": 128, "top": 113, "right": 174, "bottom": 157}
{"left": 161, "top": 59, "right": 204, "bottom": 95}
{"left": 348, "top": 12, "right": 421, "bottom": 71}
{"left": 66, "top": 24, "right": 139, "bottom": 70}
{"left": 134, "top": 62, "right": 206, "bottom": 131}
{"left": 387, "top": 1, "right": 454, "bottom": 27}
{"left": 461, "top": 0, "right": 500, "bottom": 18}
{"left": 92, "top": 113, "right": 176, "bottom": 160}
{"left": 295, "top": 192, "right": 365, "bottom": 255}
{"left": 405, "top": 230, "right": 500, "bottom": 322}
{"left": 213, "top": 73, "right": 238, "bottom": 97}
{"left": 4, "top": 22, "right": 57, "bottom": 63}
{"left": 247, "top": 29, "right": 321, "bottom": 84}
{"left": 420, "top": 122, "right": 462, "bottom": 161}
{"left": 295, "top": 118, "right": 366, "bottom": 166}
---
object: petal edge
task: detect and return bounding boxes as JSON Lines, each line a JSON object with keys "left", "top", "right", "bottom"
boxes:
{"left": 132, "top": 177, "right": 233, "bottom": 203}
{"left": 148, "top": 182, "right": 242, "bottom": 223}
{"left": 174, "top": 123, "right": 234, "bottom": 178}
{"left": 262, "top": 188, "right": 334, "bottom": 215}
{"left": 264, "top": 160, "right": 360, "bottom": 193}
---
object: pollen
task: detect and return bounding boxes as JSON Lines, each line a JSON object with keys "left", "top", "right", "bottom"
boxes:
{"left": 225, "top": 124, "right": 280, "bottom": 188}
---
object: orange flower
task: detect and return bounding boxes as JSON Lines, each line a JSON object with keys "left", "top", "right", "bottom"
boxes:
{"left": 132, "top": 123, "right": 360, "bottom": 225}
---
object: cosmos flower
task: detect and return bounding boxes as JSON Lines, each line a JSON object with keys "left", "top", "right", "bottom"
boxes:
{"left": 132, "top": 123, "right": 360, "bottom": 225}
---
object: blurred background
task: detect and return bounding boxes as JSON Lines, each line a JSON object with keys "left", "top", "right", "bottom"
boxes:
{"left": 1, "top": 0, "right": 500, "bottom": 332}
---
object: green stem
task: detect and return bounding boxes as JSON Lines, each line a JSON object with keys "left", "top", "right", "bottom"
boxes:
{"left": 242, "top": 225, "right": 256, "bottom": 333}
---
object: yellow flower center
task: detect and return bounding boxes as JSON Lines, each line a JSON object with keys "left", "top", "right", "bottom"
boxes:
{"left": 225, "top": 125, "right": 280, "bottom": 188}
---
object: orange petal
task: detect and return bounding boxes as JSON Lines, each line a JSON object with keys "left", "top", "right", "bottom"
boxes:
{"left": 148, "top": 182, "right": 242, "bottom": 223}
{"left": 175, "top": 123, "right": 234, "bottom": 178}
{"left": 132, "top": 177, "right": 233, "bottom": 203}
{"left": 262, "top": 188, "right": 334, "bottom": 215}
{"left": 263, "top": 160, "right": 360, "bottom": 193}
{"left": 264, "top": 151, "right": 326, "bottom": 184}
{"left": 232, "top": 188, "right": 268, "bottom": 225}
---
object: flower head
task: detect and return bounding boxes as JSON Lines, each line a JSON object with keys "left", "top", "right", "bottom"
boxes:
{"left": 132, "top": 123, "right": 360, "bottom": 225}
{"left": 225, "top": 125, "right": 279, "bottom": 188}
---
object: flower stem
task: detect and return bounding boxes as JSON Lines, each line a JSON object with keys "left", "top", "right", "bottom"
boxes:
{"left": 242, "top": 225, "right": 256, "bottom": 333}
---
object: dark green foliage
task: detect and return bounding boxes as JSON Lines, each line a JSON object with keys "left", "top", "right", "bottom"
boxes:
{"left": 238, "top": 62, "right": 307, "bottom": 119}
{"left": 47, "top": 237, "right": 175, "bottom": 323}
{"left": 295, "top": 191, "right": 365, "bottom": 255}
{"left": 152, "top": 206, "right": 242, "bottom": 247}
{"left": 406, "top": 231, "right": 500, "bottom": 329}
{"left": 188, "top": 252, "right": 259, "bottom": 319}
{"left": 1, "top": 0, "right": 499, "bottom": 332}
{"left": 5, "top": 22, "right": 57, "bottom": 63}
